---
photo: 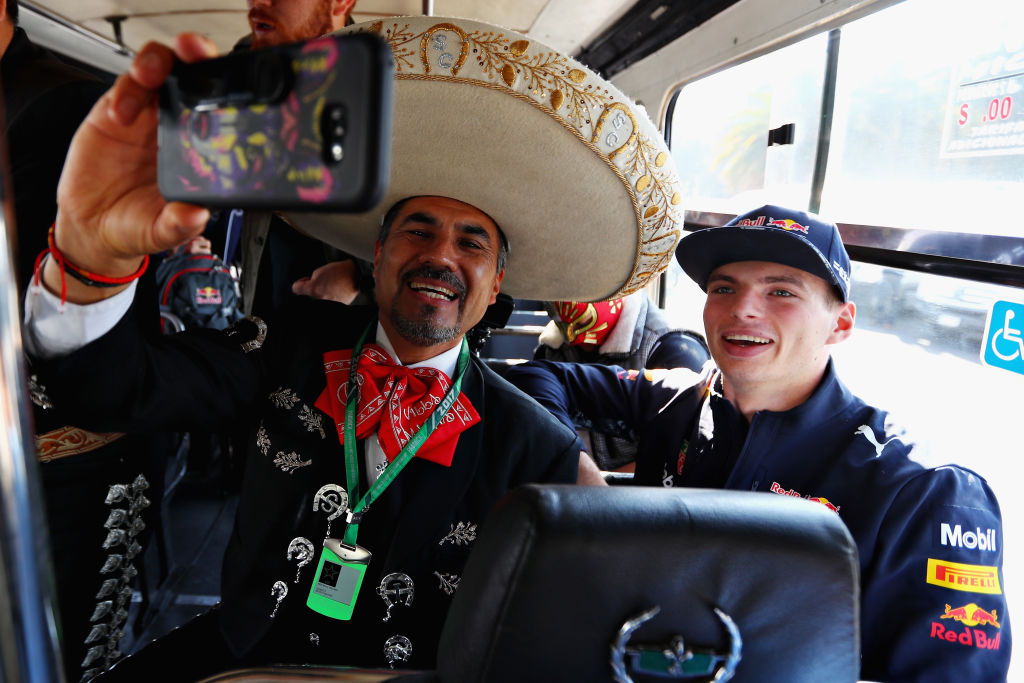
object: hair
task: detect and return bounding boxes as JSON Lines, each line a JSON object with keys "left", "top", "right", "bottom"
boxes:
{"left": 824, "top": 283, "right": 846, "bottom": 309}
{"left": 379, "top": 197, "right": 510, "bottom": 274}
{"left": 6, "top": 0, "right": 18, "bottom": 24}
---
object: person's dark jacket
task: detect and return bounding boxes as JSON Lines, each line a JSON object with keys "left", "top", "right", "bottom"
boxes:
{"left": 29, "top": 298, "right": 582, "bottom": 672}
{"left": 504, "top": 358, "right": 1010, "bottom": 682}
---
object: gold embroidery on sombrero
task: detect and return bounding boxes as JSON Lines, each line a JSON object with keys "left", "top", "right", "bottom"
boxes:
{"left": 419, "top": 23, "right": 469, "bottom": 75}
{"left": 367, "top": 21, "right": 618, "bottom": 139}
{"left": 593, "top": 102, "right": 637, "bottom": 158}
{"left": 619, "top": 134, "right": 684, "bottom": 293}
{"left": 288, "top": 15, "right": 687, "bottom": 301}
{"left": 362, "top": 19, "right": 682, "bottom": 298}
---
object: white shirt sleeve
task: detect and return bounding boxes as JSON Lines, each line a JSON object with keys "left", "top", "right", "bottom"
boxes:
{"left": 22, "top": 280, "right": 137, "bottom": 359}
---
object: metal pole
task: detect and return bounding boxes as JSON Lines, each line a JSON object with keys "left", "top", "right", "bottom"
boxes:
{"left": 0, "top": 116, "right": 66, "bottom": 682}
{"left": 422, "top": 0, "right": 433, "bottom": 16}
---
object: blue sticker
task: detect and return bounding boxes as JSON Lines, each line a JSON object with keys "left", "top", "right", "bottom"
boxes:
{"left": 981, "top": 300, "right": 1024, "bottom": 376}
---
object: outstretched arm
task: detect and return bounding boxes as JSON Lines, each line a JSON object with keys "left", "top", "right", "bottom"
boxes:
{"left": 504, "top": 360, "right": 701, "bottom": 439}
{"left": 41, "top": 35, "right": 217, "bottom": 305}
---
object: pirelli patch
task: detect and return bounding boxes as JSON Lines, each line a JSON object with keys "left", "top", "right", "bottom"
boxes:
{"left": 926, "top": 558, "right": 1002, "bottom": 595}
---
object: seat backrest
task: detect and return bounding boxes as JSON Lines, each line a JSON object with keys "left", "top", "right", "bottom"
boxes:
{"left": 436, "top": 485, "right": 860, "bottom": 683}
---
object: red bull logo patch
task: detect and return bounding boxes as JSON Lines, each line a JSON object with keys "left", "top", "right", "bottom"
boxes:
{"left": 807, "top": 496, "right": 840, "bottom": 513}
{"left": 615, "top": 368, "right": 661, "bottom": 382}
{"left": 766, "top": 218, "right": 809, "bottom": 234}
{"left": 930, "top": 621, "right": 1001, "bottom": 651}
{"left": 195, "top": 286, "right": 223, "bottom": 305}
{"left": 926, "top": 558, "right": 1002, "bottom": 595}
{"left": 940, "top": 603, "right": 1001, "bottom": 628}
{"left": 768, "top": 482, "right": 840, "bottom": 514}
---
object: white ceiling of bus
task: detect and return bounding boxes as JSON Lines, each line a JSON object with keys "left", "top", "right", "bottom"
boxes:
{"left": 25, "top": 0, "right": 637, "bottom": 57}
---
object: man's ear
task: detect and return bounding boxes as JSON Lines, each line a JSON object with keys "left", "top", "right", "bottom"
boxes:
{"left": 372, "top": 240, "right": 382, "bottom": 279}
{"left": 827, "top": 301, "right": 856, "bottom": 344}
{"left": 488, "top": 269, "right": 505, "bottom": 306}
{"left": 332, "top": 0, "right": 357, "bottom": 20}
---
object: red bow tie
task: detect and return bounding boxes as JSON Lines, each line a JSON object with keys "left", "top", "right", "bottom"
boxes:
{"left": 314, "top": 344, "right": 479, "bottom": 467}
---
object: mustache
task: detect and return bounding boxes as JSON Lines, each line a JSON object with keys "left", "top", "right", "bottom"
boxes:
{"left": 402, "top": 267, "right": 466, "bottom": 298}
{"left": 248, "top": 9, "right": 274, "bottom": 25}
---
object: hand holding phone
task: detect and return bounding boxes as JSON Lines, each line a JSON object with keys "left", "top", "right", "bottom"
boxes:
{"left": 157, "top": 33, "right": 392, "bottom": 212}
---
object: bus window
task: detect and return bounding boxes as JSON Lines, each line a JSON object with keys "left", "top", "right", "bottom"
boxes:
{"left": 668, "top": 33, "right": 827, "bottom": 213}
{"left": 821, "top": 0, "right": 1024, "bottom": 231}
{"left": 839, "top": 264, "right": 1023, "bottom": 468}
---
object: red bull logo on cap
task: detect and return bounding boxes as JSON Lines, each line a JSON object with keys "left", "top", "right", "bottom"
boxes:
{"left": 766, "top": 217, "right": 809, "bottom": 234}
{"left": 926, "top": 558, "right": 1002, "bottom": 594}
{"left": 940, "top": 603, "right": 1001, "bottom": 628}
{"left": 734, "top": 216, "right": 766, "bottom": 227}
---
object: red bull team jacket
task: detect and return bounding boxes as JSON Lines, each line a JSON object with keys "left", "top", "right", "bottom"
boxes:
{"left": 504, "top": 358, "right": 1010, "bottom": 682}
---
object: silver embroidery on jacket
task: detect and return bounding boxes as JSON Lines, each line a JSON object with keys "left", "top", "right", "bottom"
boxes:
{"left": 82, "top": 474, "right": 150, "bottom": 679}
{"left": 269, "top": 387, "right": 301, "bottom": 410}
{"left": 270, "top": 580, "right": 288, "bottom": 618}
{"left": 377, "top": 573, "right": 415, "bottom": 622}
{"left": 287, "top": 537, "right": 315, "bottom": 584}
{"left": 29, "top": 374, "right": 53, "bottom": 409}
{"left": 298, "top": 405, "right": 326, "bottom": 439}
{"left": 256, "top": 422, "right": 271, "bottom": 455}
{"left": 273, "top": 451, "right": 311, "bottom": 473}
{"left": 434, "top": 571, "right": 461, "bottom": 596}
{"left": 225, "top": 315, "right": 267, "bottom": 353}
{"left": 384, "top": 635, "right": 413, "bottom": 668}
{"left": 439, "top": 521, "right": 477, "bottom": 546}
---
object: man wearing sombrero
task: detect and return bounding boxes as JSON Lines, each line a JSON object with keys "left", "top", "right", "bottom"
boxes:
{"left": 22, "top": 15, "right": 684, "bottom": 678}
{"left": 506, "top": 206, "right": 1011, "bottom": 682}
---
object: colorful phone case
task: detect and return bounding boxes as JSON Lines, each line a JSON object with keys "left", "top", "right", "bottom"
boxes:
{"left": 157, "top": 33, "right": 392, "bottom": 212}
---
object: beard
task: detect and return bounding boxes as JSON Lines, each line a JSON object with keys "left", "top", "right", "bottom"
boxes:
{"left": 388, "top": 267, "right": 467, "bottom": 347}
{"left": 250, "top": 0, "right": 335, "bottom": 48}
{"left": 390, "top": 308, "right": 461, "bottom": 347}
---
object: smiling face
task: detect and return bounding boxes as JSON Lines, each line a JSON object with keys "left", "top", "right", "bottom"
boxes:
{"left": 246, "top": 0, "right": 351, "bottom": 49}
{"left": 703, "top": 260, "right": 855, "bottom": 419}
{"left": 373, "top": 196, "right": 505, "bottom": 363}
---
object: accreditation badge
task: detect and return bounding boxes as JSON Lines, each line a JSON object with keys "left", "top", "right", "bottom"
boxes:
{"left": 306, "top": 538, "right": 371, "bottom": 620}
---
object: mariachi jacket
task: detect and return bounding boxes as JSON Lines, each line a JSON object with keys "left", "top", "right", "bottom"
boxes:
{"left": 30, "top": 298, "right": 581, "bottom": 670}
{"left": 504, "top": 359, "right": 1010, "bottom": 682}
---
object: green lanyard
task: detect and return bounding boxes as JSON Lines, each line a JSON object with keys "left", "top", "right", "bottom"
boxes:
{"left": 340, "top": 323, "right": 470, "bottom": 546}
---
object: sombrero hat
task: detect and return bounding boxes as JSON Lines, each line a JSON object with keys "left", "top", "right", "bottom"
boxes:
{"left": 286, "top": 15, "right": 683, "bottom": 302}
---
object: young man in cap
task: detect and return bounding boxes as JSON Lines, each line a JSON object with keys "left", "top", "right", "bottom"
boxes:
{"left": 23, "top": 15, "right": 681, "bottom": 678}
{"left": 505, "top": 206, "right": 1011, "bottom": 682}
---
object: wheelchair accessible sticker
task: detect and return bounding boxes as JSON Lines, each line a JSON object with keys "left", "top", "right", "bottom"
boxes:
{"left": 982, "top": 300, "right": 1024, "bottom": 376}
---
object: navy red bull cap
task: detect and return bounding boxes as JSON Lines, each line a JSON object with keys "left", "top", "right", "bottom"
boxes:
{"left": 675, "top": 204, "right": 851, "bottom": 302}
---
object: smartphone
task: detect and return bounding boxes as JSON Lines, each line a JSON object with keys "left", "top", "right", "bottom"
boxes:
{"left": 157, "top": 32, "right": 392, "bottom": 212}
